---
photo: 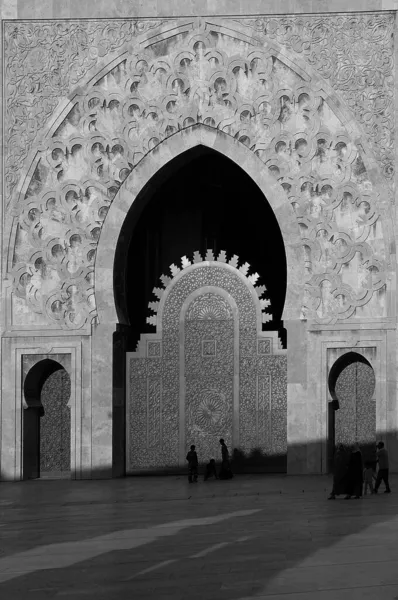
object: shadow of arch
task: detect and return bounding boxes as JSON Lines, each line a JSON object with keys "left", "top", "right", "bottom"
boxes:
{"left": 328, "top": 351, "right": 376, "bottom": 469}
{"left": 23, "top": 359, "right": 71, "bottom": 480}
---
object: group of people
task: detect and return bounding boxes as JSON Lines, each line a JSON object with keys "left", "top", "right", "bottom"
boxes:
{"left": 328, "top": 441, "right": 391, "bottom": 499}
{"left": 186, "top": 438, "right": 233, "bottom": 483}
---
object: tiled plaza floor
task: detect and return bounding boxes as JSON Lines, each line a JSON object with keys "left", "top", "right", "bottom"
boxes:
{"left": 0, "top": 473, "right": 397, "bottom": 599}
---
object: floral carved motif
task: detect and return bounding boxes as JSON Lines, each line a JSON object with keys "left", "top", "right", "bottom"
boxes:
{"left": 193, "top": 390, "right": 227, "bottom": 433}
{"left": 186, "top": 293, "right": 233, "bottom": 320}
{"left": 238, "top": 13, "right": 395, "bottom": 184}
{"left": 4, "top": 19, "right": 164, "bottom": 205}
{"left": 5, "top": 19, "right": 391, "bottom": 328}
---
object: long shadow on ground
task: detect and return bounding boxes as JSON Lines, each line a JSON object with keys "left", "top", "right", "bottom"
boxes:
{"left": 0, "top": 441, "right": 397, "bottom": 599}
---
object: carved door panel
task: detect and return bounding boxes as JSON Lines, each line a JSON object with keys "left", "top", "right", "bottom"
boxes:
{"left": 184, "top": 293, "right": 235, "bottom": 464}
{"left": 334, "top": 361, "right": 376, "bottom": 462}
{"left": 39, "top": 370, "right": 71, "bottom": 478}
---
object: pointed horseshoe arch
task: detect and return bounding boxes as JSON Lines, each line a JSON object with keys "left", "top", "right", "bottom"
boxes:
{"left": 95, "top": 124, "right": 304, "bottom": 327}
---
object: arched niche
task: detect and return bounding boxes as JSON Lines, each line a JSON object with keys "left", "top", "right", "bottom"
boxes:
{"left": 97, "top": 124, "right": 301, "bottom": 328}
{"left": 328, "top": 351, "right": 376, "bottom": 468}
{"left": 113, "top": 143, "right": 287, "bottom": 343}
{"left": 23, "top": 358, "right": 71, "bottom": 480}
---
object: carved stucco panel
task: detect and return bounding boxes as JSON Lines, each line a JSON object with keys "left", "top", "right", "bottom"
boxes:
{"left": 237, "top": 13, "right": 395, "bottom": 185}
{"left": 127, "top": 254, "right": 286, "bottom": 470}
{"left": 4, "top": 18, "right": 392, "bottom": 330}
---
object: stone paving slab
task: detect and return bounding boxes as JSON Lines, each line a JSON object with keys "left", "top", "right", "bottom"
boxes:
{"left": 0, "top": 474, "right": 397, "bottom": 599}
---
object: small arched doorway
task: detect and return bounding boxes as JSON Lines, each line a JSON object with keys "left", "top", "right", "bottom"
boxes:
{"left": 328, "top": 351, "right": 376, "bottom": 470}
{"left": 23, "top": 359, "right": 71, "bottom": 480}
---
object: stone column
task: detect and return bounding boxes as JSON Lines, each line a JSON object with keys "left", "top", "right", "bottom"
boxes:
{"left": 91, "top": 322, "right": 114, "bottom": 478}
{"left": 286, "top": 319, "right": 308, "bottom": 474}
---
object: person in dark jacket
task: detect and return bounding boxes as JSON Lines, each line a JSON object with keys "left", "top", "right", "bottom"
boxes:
{"left": 374, "top": 441, "right": 391, "bottom": 494}
{"left": 328, "top": 443, "right": 349, "bottom": 499}
{"left": 204, "top": 458, "right": 219, "bottom": 481}
{"left": 186, "top": 444, "right": 198, "bottom": 483}
{"left": 345, "top": 443, "right": 363, "bottom": 499}
{"left": 219, "top": 438, "right": 233, "bottom": 480}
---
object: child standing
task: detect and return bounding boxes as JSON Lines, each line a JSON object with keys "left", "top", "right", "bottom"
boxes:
{"left": 363, "top": 461, "right": 375, "bottom": 495}
{"left": 186, "top": 444, "right": 198, "bottom": 483}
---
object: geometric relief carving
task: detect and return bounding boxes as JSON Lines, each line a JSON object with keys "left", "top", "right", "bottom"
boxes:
{"left": 202, "top": 340, "right": 216, "bottom": 357}
{"left": 147, "top": 341, "right": 161, "bottom": 357}
{"left": 258, "top": 339, "right": 271, "bottom": 355}
{"left": 185, "top": 288, "right": 234, "bottom": 461}
{"left": 257, "top": 375, "right": 271, "bottom": 451}
{"left": 147, "top": 379, "right": 162, "bottom": 449}
{"left": 186, "top": 293, "right": 232, "bottom": 320}
{"left": 186, "top": 380, "right": 232, "bottom": 462}
{"left": 193, "top": 389, "right": 227, "bottom": 434}
{"left": 127, "top": 254, "right": 287, "bottom": 471}
{"left": 6, "top": 20, "right": 391, "bottom": 330}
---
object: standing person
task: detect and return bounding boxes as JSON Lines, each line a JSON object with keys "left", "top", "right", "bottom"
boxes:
{"left": 219, "top": 438, "right": 233, "bottom": 480}
{"left": 345, "top": 442, "right": 363, "bottom": 499}
{"left": 204, "top": 458, "right": 219, "bottom": 481}
{"left": 328, "top": 444, "right": 348, "bottom": 499}
{"left": 186, "top": 444, "right": 198, "bottom": 483}
{"left": 363, "top": 461, "right": 376, "bottom": 495}
{"left": 374, "top": 441, "right": 391, "bottom": 494}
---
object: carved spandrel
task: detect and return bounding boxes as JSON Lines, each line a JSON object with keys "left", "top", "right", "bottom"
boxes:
{"left": 6, "top": 22, "right": 391, "bottom": 328}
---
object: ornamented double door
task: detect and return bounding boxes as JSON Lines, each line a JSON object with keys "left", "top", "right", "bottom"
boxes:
{"left": 183, "top": 293, "right": 235, "bottom": 463}
{"left": 333, "top": 359, "right": 376, "bottom": 463}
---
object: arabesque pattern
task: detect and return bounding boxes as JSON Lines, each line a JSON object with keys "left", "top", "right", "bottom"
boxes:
{"left": 127, "top": 251, "right": 286, "bottom": 470}
{"left": 334, "top": 361, "right": 376, "bottom": 452}
{"left": 7, "top": 23, "right": 389, "bottom": 328}
{"left": 238, "top": 13, "right": 395, "bottom": 185}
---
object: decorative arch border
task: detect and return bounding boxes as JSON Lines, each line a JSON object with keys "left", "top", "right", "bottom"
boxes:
{"left": 328, "top": 350, "right": 375, "bottom": 401}
{"left": 4, "top": 17, "right": 395, "bottom": 329}
{"left": 95, "top": 123, "right": 302, "bottom": 325}
{"left": 149, "top": 249, "right": 273, "bottom": 334}
{"left": 5, "top": 15, "right": 392, "bottom": 214}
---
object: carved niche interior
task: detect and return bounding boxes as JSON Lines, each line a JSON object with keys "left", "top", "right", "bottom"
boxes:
{"left": 126, "top": 250, "right": 287, "bottom": 471}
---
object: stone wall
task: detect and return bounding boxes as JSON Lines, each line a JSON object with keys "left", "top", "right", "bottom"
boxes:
{"left": 1, "top": 2, "right": 397, "bottom": 479}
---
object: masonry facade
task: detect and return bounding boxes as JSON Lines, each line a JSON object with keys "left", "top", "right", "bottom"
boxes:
{"left": 1, "top": 2, "right": 397, "bottom": 480}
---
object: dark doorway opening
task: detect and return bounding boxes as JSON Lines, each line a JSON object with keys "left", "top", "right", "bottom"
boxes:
{"left": 115, "top": 145, "right": 287, "bottom": 351}
{"left": 328, "top": 351, "right": 376, "bottom": 472}
{"left": 23, "top": 359, "right": 71, "bottom": 480}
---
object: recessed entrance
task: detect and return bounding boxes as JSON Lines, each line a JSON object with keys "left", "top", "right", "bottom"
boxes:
{"left": 23, "top": 359, "right": 71, "bottom": 480}
{"left": 115, "top": 145, "right": 287, "bottom": 348}
{"left": 117, "top": 144, "right": 288, "bottom": 474}
{"left": 328, "top": 351, "right": 376, "bottom": 470}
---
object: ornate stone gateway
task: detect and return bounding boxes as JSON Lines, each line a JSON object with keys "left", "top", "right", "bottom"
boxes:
{"left": 126, "top": 251, "right": 287, "bottom": 471}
